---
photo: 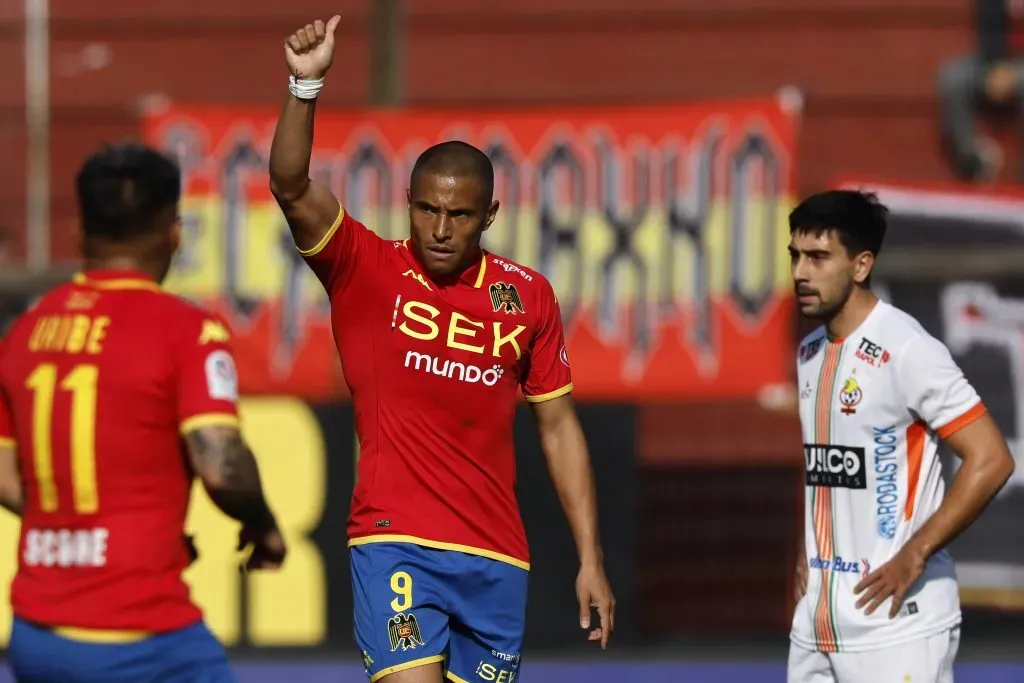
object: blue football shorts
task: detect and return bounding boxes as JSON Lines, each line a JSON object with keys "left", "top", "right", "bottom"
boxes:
{"left": 8, "top": 617, "right": 236, "bottom": 683}
{"left": 350, "top": 542, "right": 528, "bottom": 683}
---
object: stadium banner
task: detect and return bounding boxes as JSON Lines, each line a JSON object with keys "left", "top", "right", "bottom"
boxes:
{"left": 142, "top": 100, "right": 798, "bottom": 400}
{"left": 0, "top": 399, "right": 636, "bottom": 653}
{"left": 835, "top": 179, "right": 1024, "bottom": 612}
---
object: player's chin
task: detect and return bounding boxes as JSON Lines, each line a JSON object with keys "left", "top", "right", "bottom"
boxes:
{"left": 797, "top": 301, "right": 828, "bottom": 318}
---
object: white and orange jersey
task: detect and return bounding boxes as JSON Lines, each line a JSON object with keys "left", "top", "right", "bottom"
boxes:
{"left": 791, "top": 300, "right": 986, "bottom": 653}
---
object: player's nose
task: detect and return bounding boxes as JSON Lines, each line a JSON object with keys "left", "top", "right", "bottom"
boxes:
{"left": 432, "top": 215, "right": 452, "bottom": 242}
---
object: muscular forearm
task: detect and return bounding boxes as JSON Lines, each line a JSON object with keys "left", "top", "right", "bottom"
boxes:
{"left": 186, "top": 429, "right": 277, "bottom": 531}
{"left": 906, "top": 454, "right": 1011, "bottom": 559}
{"left": 541, "top": 421, "right": 603, "bottom": 566}
{"left": 269, "top": 95, "right": 317, "bottom": 200}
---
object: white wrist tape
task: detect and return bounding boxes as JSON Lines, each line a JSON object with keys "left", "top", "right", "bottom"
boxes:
{"left": 289, "top": 75, "right": 324, "bottom": 100}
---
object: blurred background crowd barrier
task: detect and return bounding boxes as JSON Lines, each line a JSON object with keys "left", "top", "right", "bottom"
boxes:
{"left": 1, "top": 1, "right": 1024, "bottom": 681}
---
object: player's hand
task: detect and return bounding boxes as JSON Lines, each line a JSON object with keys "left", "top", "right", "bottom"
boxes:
{"left": 238, "top": 526, "right": 287, "bottom": 572}
{"left": 284, "top": 16, "right": 341, "bottom": 80}
{"left": 576, "top": 562, "right": 615, "bottom": 650}
{"left": 853, "top": 545, "right": 926, "bottom": 619}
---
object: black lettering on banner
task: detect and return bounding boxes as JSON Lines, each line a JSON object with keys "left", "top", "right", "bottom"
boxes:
{"left": 482, "top": 141, "right": 520, "bottom": 258}
{"left": 162, "top": 125, "right": 206, "bottom": 279}
{"left": 663, "top": 128, "right": 725, "bottom": 369}
{"left": 729, "top": 131, "right": 779, "bottom": 318}
{"left": 345, "top": 142, "right": 393, "bottom": 240}
{"left": 537, "top": 143, "right": 585, "bottom": 322}
{"left": 593, "top": 135, "right": 651, "bottom": 358}
{"left": 222, "top": 140, "right": 266, "bottom": 320}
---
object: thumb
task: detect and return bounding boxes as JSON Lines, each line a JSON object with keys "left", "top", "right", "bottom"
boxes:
{"left": 325, "top": 15, "right": 341, "bottom": 42}
{"left": 578, "top": 593, "right": 591, "bottom": 629}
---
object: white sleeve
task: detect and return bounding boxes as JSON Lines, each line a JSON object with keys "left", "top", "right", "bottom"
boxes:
{"left": 896, "top": 334, "right": 986, "bottom": 438}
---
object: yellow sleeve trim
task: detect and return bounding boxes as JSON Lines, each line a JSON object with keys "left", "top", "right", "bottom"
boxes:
{"left": 524, "top": 382, "right": 574, "bottom": 403}
{"left": 52, "top": 626, "right": 151, "bottom": 643}
{"left": 0, "top": 437, "right": 14, "bottom": 448}
{"left": 179, "top": 413, "right": 240, "bottom": 435}
{"left": 369, "top": 655, "right": 445, "bottom": 683}
{"left": 447, "top": 672, "right": 472, "bottom": 683}
{"left": 296, "top": 202, "right": 345, "bottom": 257}
{"left": 349, "top": 534, "right": 530, "bottom": 571}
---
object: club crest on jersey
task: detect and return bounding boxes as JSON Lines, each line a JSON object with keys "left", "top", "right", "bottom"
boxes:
{"left": 839, "top": 377, "right": 862, "bottom": 415}
{"left": 388, "top": 613, "right": 425, "bottom": 652}
{"left": 489, "top": 282, "right": 524, "bottom": 315}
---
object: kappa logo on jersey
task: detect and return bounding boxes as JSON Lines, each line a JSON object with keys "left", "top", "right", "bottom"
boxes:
{"left": 198, "top": 319, "right": 231, "bottom": 345}
{"left": 204, "top": 349, "right": 239, "bottom": 402}
{"left": 804, "top": 444, "right": 867, "bottom": 488}
{"left": 799, "top": 337, "right": 824, "bottom": 363}
{"left": 855, "top": 337, "right": 890, "bottom": 367}
{"left": 839, "top": 377, "right": 863, "bottom": 415}
{"left": 402, "top": 269, "right": 432, "bottom": 291}
{"left": 388, "top": 613, "right": 425, "bottom": 652}
{"left": 489, "top": 282, "right": 525, "bottom": 315}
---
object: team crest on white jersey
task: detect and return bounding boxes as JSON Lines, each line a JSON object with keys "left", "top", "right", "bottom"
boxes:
{"left": 839, "top": 377, "right": 862, "bottom": 415}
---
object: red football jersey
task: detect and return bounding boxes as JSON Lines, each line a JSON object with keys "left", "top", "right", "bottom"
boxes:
{"left": 302, "top": 207, "right": 573, "bottom": 569}
{"left": 0, "top": 269, "right": 240, "bottom": 633}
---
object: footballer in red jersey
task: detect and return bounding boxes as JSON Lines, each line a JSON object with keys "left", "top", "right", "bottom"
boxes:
{"left": 0, "top": 143, "right": 284, "bottom": 683}
{"left": 271, "top": 17, "right": 615, "bottom": 683}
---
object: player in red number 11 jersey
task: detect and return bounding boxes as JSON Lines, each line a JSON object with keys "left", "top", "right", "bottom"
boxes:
{"left": 0, "top": 143, "right": 285, "bottom": 683}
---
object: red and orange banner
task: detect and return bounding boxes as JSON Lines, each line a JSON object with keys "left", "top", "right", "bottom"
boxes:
{"left": 143, "top": 100, "right": 798, "bottom": 400}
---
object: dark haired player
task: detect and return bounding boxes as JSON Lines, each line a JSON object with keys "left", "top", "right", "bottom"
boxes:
{"left": 270, "top": 16, "right": 614, "bottom": 683}
{"left": 0, "top": 143, "right": 285, "bottom": 682}
{"left": 787, "top": 190, "right": 1014, "bottom": 682}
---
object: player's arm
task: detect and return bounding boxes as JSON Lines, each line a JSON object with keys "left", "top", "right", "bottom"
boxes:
{"left": 906, "top": 412, "right": 1014, "bottom": 561}
{"left": 184, "top": 426, "right": 276, "bottom": 533}
{"left": 177, "top": 317, "right": 284, "bottom": 569}
{"left": 898, "top": 334, "right": 1014, "bottom": 558}
{"left": 855, "top": 334, "right": 1014, "bottom": 616}
{"left": 0, "top": 337, "right": 21, "bottom": 516}
{"left": 523, "top": 281, "right": 615, "bottom": 648}
{"left": 268, "top": 16, "right": 343, "bottom": 254}
{"left": 0, "top": 441, "right": 22, "bottom": 516}
{"left": 531, "top": 395, "right": 603, "bottom": 566}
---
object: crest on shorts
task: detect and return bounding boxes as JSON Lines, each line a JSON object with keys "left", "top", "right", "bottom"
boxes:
{"left": 489, "top": 282, "right": 524, "bottom": 315}
{"left": 388, "top": 613, "right": 425, "bottom": 652}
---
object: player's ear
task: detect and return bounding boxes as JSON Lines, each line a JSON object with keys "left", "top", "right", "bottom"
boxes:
{"left": 852, "top": 250, "right": 874, "bottom": 285}
{"left": 484, "top": 200, "right": 500, "bottom": 231}
{"left": 169, "top": 216, "right": 182, "bottom": 252}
